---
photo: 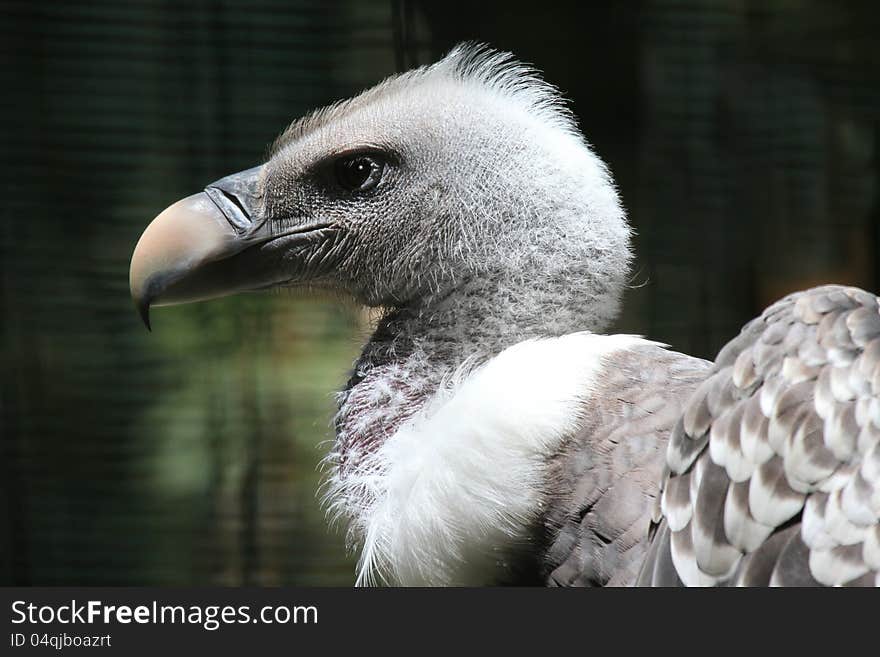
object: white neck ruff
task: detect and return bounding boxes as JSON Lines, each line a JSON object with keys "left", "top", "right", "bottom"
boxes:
{"left": 329, "top": 332, "right": 653, "bottom": 585}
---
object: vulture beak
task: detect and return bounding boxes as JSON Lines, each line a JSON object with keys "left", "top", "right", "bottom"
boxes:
{"left": 129, "top": 166, "right": 331, "bottom": 330}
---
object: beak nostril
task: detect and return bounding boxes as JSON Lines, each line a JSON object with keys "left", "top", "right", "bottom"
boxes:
{"left": 204, "top": 186, "right": 254, "bottom": 234}
{"left": 203, "top": 165, "right": 263, "bottom": 233}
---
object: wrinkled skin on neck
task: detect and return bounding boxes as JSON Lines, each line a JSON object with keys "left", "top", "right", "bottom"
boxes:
{"left": 328, "top": 253, "right": 629, "bottom": 507}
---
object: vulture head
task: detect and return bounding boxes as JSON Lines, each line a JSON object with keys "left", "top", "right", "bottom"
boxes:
{"left": 130, "top": 45, "right": 630, "bottom": 337}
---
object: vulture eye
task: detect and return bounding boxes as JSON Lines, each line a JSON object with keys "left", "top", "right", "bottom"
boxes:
{"left": 334, "top": 154, "right": 384, "bottom": 192}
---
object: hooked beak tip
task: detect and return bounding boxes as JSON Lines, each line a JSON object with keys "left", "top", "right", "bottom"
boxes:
{"left": 137, "top": 298, "right": 152, "bottom": 332}
{"left": 128, "top": 191, "right": 237, "bottom": 329}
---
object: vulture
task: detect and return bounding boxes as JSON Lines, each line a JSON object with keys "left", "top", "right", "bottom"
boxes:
{"left": 129, "top": 44, "right": 880, "bottom": 587}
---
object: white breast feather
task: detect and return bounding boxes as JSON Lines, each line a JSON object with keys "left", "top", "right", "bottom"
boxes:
{"left": 351, "top": 332, "right": 655, "bottom": 585}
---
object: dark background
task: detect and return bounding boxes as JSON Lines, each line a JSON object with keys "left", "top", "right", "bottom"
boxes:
{"left": 1, "top": 0, "right": 878, "bottom": 585}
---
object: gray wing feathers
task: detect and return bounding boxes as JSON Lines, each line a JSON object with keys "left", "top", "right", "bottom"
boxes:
{"left": 542, "top": 345, "right": 711, "bottom": 586}
{"left": 640, "top": 285, "right": 880, "bottom": 586}
{"left": 634, "top": 522, "right": 682, "bottom": 586}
